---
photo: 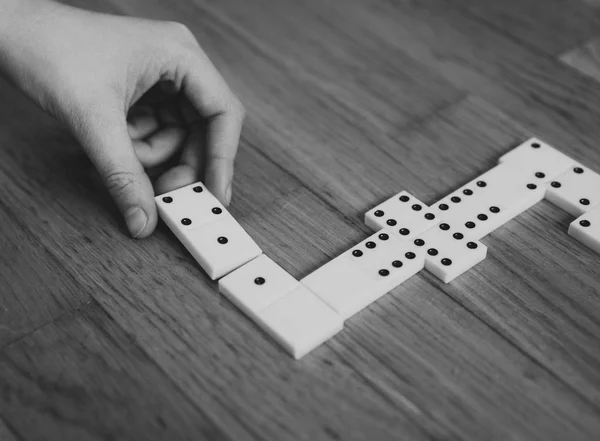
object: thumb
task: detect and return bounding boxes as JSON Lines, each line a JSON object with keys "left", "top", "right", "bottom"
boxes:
{"left": 70, "top": 105, "right": 158, "bottom": 238}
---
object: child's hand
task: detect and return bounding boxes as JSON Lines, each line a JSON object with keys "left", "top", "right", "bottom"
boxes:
{"left": 0, "top": 0, "right": 245, "bottom": 238}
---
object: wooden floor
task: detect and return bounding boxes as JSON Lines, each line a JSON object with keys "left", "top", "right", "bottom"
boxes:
{"left": 2, "top": 0, "right": 600, "bottom": 439}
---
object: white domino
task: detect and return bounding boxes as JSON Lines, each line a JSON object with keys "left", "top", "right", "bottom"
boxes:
{"left": 219, "top": 255, "right": 299, "bottom": 320}
{"left": 219, "top": 255, "right": 342, "bottom": 358}
{"left": 156, "top": 182, "right": 229, "bottom": 232}
{"left": 417, "top": 225, "right": 487, "bottom": 283}
{"left": 499, "top": 137, "right": 575, "bottom": 171}
{"left": 432, "top": 164, "right": 546, "bottom": 239}
{"left": 156, "top": 182, "right": 262, "bottom": 279}
{"left": 181, "top": 216, "right": 262, "bottom": 279}
{"left": 546, "top": 164, "right": 600, "bottom": 217}
{"left": 254, "top": 285, "right": 343, "bottom": 359}
{"left": 568, "top": 204, "right": 600, "bottom": 254}
{"left": 364, "top": 191, "right": 439, "bottom": 237}
{"left": 302, "top": 231, "right": 425, "bottom": 319}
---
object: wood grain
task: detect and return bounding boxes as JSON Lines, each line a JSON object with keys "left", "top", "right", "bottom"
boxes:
{"left": 0, "top": 419, "right": 19, "bottom": 441}
{"left": 392, "top": 94, "right": 600, "bottom": 408}
{"left": 444, "top": 0, "right": 600, "bottom": 55}
{"left": 0, "top": 300, "right": 226, "bottom": 441}
{"left": 0, "top": 196, "right": 89, "bottom": 348}
{"left": 2, "top": 0, "right": 600, "bottom": 440}
{"left": 561, "top": 36, "right": 600, "bottom": 83}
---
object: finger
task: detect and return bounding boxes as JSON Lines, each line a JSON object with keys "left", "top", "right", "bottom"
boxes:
{"left": 133, "top": 126, "right": 187, "bottom": 168}
{"left": 156, "top": 100, "right": 182, "bottom": 126}
{"left": 177, "top": 94, "right": 201, "bottom": 126}
{"left": 127, "top": 106, "right": 160, "bottom": 140}
{"left": 70, "top": 105, "right": 157, "bottom": 238}
{"left": 155, "top": 123, "right": 206, "bottom": 194}
{"left": 203, "top": 109, "right": 243, "bottom": 206}
{"left": 174, "top": 54, "right": 245, "bottom": 205}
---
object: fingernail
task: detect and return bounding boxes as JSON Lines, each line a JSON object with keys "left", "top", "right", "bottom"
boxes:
{"left": 125, "top": 206, "right": 148, "bottom": 238}
{"left": 225, "top": 183, "right": 232, "bottom": 206}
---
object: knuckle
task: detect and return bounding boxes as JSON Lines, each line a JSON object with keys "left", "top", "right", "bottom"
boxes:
{"left": 164, "top": 21, "right": 195, "bottom": 43}
{"left": 228, "top": 97, "right": 246, "bottom": 123}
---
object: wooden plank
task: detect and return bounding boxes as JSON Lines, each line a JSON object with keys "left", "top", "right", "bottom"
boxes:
{"left": 390, "top": 95, "right": 600, "bottom": 408}
{"left": 443, "top": 0, "right": 600, "bottom": 55}
{"left": 260, "top": 0, "right": 600, "bottom": 167}
{"left": 0, "top": 419, "right": 19, "bottom": 441}
{"left": 329, "top": 276, "right": 600, "bottom": 441}
{"left": 0, "top": 301, "right": 226, "bottom": 441}
{"left": 561, "top": 36, "right": 600, "bottom": 83}
{"left": 0, "top": 200, "right": 89, "bottom": 348}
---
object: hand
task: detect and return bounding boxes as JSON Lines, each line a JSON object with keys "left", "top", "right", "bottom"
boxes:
{"left": 0, "top": 0, "right": 245, "bottom": 238}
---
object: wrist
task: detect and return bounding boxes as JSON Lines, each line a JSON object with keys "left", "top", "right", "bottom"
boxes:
{"left": 0, "top": 0, "right": 61, "bottom": 84}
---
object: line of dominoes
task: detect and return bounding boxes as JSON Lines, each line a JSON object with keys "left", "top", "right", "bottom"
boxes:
{"left": 155, "top": 138, "right": 600, "bottom": 359}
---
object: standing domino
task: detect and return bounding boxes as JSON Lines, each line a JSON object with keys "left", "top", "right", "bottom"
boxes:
{"left": 156, "top": 182, "right": 262, "bottom": 279}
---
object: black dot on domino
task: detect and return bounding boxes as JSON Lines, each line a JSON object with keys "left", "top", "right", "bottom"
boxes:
{"left": 425, "top": 213, "right": 435, "bottom": 220}
{"left": 387, "top": 219, "right": 397, "bottom": 226}
{"left": 465, "top": 221, "right": 475, "bottom": 229}
{"left": 212, "top": 207, "right": 222, "bottom": 214}
{"left": 527, "top": 183, "right": 537, "bottom": 190}
{"left": 405, "top": 252, "right": 416, "bottom": 259}
{"left": 379, "top": 233, "right": 389, "bottom": 241}
{"left": 366, "top": 241, "right": 376, "bottom": 249}
{"left": 181, "top": 218, "right": 191, "bottom": 226}
{"left": 217, "top": 236, "right": 228, "bottom": 244}
{"left": 477, "top": 181, "right": 487, "bottom": 187}
{"left": 535, "top": 172, "right": 545, "bottom": 178}
{"left": 412, "top": 204, "right": 422, "bottom": 211}
{"left": 574, "top": 167, "right": 584, "bottom": 174}
{"left": 477, "top": 214, "right": 488, "bottom": 221}
{"left": 379, "top": 269, "right": 390, "bottom": 277}
{"left": 453, "top": 232, "right": 463, "bottom": 240}
{"left": 441, "top": 258, "right": 452, "bottom": 266}
{"left": 439, "top": 203, "right": 449, "bottom": 211}
{"left": 551, "top": 181, "right": 561, "bottom": 188}
{"left": 451, "top": 196, "right": 461, "bottom": 203}
{"left": 414, "top": 239, "right": 425, "bottom": 246}
{"left": 427, "top": 248, "right": 438, "bottom": 256}
{"left": 399, "top": 228, "right": 410, "bottom": 236}
{"left": 463, "top": 189, "right": 473, "bottom": 196}
{"left": 193, "top": 186, "right": 203, "bottom": 193}
{"left": 531, "top": 142, "right": 540, "bottom": 148}
{"left": 467, "top": 242, "right": 478, "bottom": 249}
{"left": 254, "top": 277, "right": 265, "bottom": 285}
{"left": 374, "top": 210, "right": 384, "bottom": 217}
{"left": 490, "top": 206, "right": 500, "bottom": 213}
{"left": 352, "top": 250, "right": 363, "bottom": 257}
{"left": 392, "top": 260, "right": 403, "bottom": 268}
{"left": 163, "top": 196, "right": 173, "bottom": 203}
{"left": 440, "top": 223, "right": 450, "bottom": 231}
{"left": 580, "top": 220, "right": 591, "bottom": 227}
{"left": 580, "top": 198, "right": 590, "bottom": 206}
{"left": 399, "top": 195, "right": 410, "bottom": 202}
